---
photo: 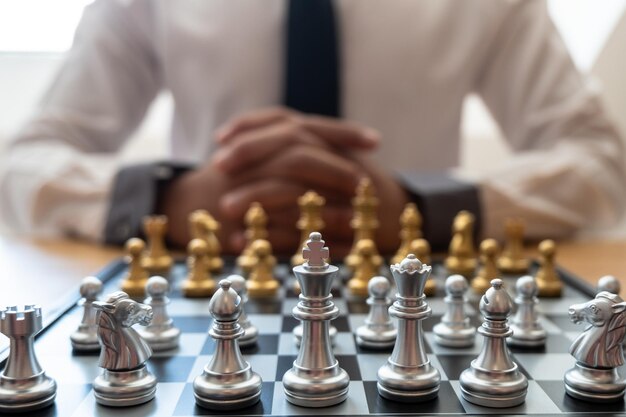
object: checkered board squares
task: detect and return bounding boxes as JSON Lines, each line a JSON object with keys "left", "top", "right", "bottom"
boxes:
{"left": 21, "top": 258, "right": 626, "bottom": 416}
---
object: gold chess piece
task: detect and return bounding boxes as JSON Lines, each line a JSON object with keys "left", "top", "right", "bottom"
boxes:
{"left": 347, "top": 239, "right": 383, "bottom": 298}
{"left": 291, "top": 191, "right": 326, "bottom": 266}
{"left": 444, "top": 210, "right": 477, "bottom": 277}
{"left": 182, "top": 238, "right": 216, "bottom": 297}
{"left": 344, "top": 178, "right": 379, "bottom": 270}
{"left": 472, "top": 239, "right": 500, "bottom": 295}
{"left": 121, "top": 238, "right": 149, "bottom": 297}
{"left": 247, "top": 239, "right": 280, "bottom": 298}
{"left": 142, "top": 215, "right": 173, "bottom": 276}
{"left": 391, "top": 203, "right": 423, "bottom": 265}
{"left": 189, "top": 210, "right": 223, "bottom": 273}
{"left": 237, "top": 202, "right": 269, "bottom": 275}
{"left": 409, "top": 238, "right": 435, "bottom": 296}
{"left": 535, "top": 239, "right": 562, "bottom": 297}
{"left": 497, "top": 218, "right": 529, "bottom": 274}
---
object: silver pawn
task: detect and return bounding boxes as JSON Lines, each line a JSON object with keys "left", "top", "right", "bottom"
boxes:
{"left": 70, "top": 276, "right": 103, "bottom": 351}
{"left": 0, "top": 306, "right": 57, "bottom": 412}
{"left": 356, "top": 276, "right": 396, "bottom": 349}
{"left": 92, "top": 292, "right": 156, "bottom": 406}
{"left": 136, "top": 276, "right": 180, "bottom": 351}
{"left": 433, "top": 275, "right": 475, "bottom": 347}
{"left": 377, "top": 255, "right": 441, "bottom": 402}
{"left": 460, "top": 279, "right": 528, "bottom": 408}
{"left": 283, "top": 232, "right": 350, "bottom": 407}
{"left": 508, "top": 276, "right": 546, "bottom": 348}
{"left": 228, "top": 274, "right": 259, "bottom": 348}
{"left": 194, "top": 280, "right": 262, "bottom": 410}
{"left": 597, "top": 275, "right": 621, "bottom": 295}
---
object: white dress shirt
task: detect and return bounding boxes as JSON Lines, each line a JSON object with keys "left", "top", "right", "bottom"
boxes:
{"left": 1, "top": 0, "right": 624, "bottom": 242}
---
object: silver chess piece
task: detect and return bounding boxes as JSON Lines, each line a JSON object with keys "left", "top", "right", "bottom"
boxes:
{"left": 136, "top": 276, "right": 181, "bottom": 351}
{"left": 597, "top": 275, "right": 621, "bottom": 295}
{"left": 377, "top": 254, "right": 441, "bottom": 402}
{"left": 194, "top": 280, "right": 263, "bottom": 410}
{"left": 433, "top": 274, "right": 475, "bottom": 347}
{"left": 92, "top": 291, "right": 156, "bottom": 407}
{"left": 356, "top": 276, "right": 396, "bottom": 349}
{"left": 564, "top": 291, "right": 626, "bottom": 402}
{"left": 70, "top": 276, "right": 103, "bottom": 351}
{"left": 228, "top": 274, "right": 259, "bottom": 348}
{"left": 460, "top": 279, "right": 528, "bottom": 408}
{"left": 508, "top": 275, "right": 546, "bottom": 348}
{"left": 0, "top": 305, "right": 57, "bottom": 412}
{"left": 283, "top": 232, "right": 350, "bottom": 407}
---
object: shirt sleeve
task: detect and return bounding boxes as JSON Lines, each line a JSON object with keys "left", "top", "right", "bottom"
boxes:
{"left": 473, "top": 0, "right": 626, "bottom": 240}
{"left": 0, "top": 0, "right": 160, "bottom": 241}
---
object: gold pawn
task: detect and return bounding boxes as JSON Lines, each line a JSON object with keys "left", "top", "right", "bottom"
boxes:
{"left": 182, "top": 239, "right": 216, "bottom": 297}
{"left": 409, "top": 238, "right": 435, "bottom": 296}
{"left": 497, "top": 218, "right": 529, "bottom": 274}
{"left": 535, "top": 239, "right": 562, "bottom": 297}
{"left": 444, "top": 210, "right": 477, "bottom": 277}
{"left": 141, "top": 215, "right": 173, "bottom": 276}
{"left": 345, "top": 178, "right": 380, "bottom": 270}
{"left": 291, "top": 191, "right": 326, "bottom": 266}
{"left": 121, "top": 238, "right": 149, "bottom": 297}
{"left": 347, "top": 239, "right": 383, "bottom": 298}
{"left": 247, "top": 239, "right": 280, "bottom": 298}
{"left": 237, "top": 202, "right": 269, "bottom": 275}
{"left": 391, "top": 203, "right": 423, "bottom": 265}
{"left": 189, "top": 210, "right": 223, "bottom": 273}
{"left": 472, "top": 239, "right": 500, "bottom": 295}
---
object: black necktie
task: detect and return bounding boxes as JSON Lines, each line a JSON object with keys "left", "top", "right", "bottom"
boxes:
{"left": 283, "top": 0, "right": 340, "bottom": 117}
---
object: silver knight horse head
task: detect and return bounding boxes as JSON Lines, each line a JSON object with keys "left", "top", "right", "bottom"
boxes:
{"left": 568, "top": 291, "right": 626, "bottom": 368}
{"left": 93, "top": 291, "right": 153, "bottom": 371}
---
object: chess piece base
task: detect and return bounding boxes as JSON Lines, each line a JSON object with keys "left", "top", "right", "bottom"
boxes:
{"left": 142, "top": 257, "right": 173, "bottom": 276}
{"left": 347, "top": 278, "right": 369, "bottom": 298}
{"left": 424, "top": 279, "right": 436, "bottom": 297}
{"left": 137, "top": 326, "right": 181, "bottom": 351}
{"left": 193, "top": 365, "right": 262, "bottom": 410}
{"left": 536, "top": 280, "right": 562, "bottom": 297}
{"left": 70, "top": 332, "right": 100, "bottom": 352}
{"left": 471, "top": 278, "right": 491, "bottom": 296}
{"left": 497, "top": 259, "right": 529, "bottom": 275}
{"left": 246, "top": 281, "right": 279, "bottom": 299}
{"left": 208, "top": 258, "right": 223, "bottom": 274}
{"left": 507, "top": 325, "right": 546, "bottom": 348}
{"left": 121, "top": 281, "right": 148, "bottom": 298}
{"left": 444, "top": 259, "right": 476, "bottom": 278}
{"left": 377, "top": 361, "right": 441, "bottom": 402}
{"left": 182, "top": 281, "right": 216, "bottom": 298}
{"left": 294, "top": 324, "right": 337, "bottom": 347}
{"left": 433, "top": 324, "right": 475, "bottom": 348}
{"left": 564, "top": 363, "right": 626, "bottom": 403}
{"left": 282, "top": 364, "right": 349, "bottom": 407}
{"left": 356, "top": 327, "right": 397, "bottom": 349}
{"left": 459, "top": 362, "right": 528, "bottom": 408}
{"left": 93, "top": 366, "right": 156, "bottom": 407}
{"left": 239, "top": 326, "right": 259, "bottom": 348}
{"left": 0, "top": 373, "right": 57, "bottom": 412}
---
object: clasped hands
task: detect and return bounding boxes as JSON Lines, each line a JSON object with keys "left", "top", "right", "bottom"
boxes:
{"left": 160, "top": 107, "right": 408, "bottom": 256}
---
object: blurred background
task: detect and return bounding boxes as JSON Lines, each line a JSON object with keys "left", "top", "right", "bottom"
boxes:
{"left": 0, "top": 0, "right": 625, "bottom": 237}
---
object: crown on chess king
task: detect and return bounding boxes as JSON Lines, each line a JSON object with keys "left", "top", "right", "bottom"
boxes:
{"left": 391, "top": 254, "right": 432, "bottom": 298}
{"left": 293, "top": 232, "right": 338, "bottom": 298}
{"left": 0, "top": 305, "right": 43, "bottom": 336}
{"left": 302, "top": 232, "right": 329, "bottom": 270}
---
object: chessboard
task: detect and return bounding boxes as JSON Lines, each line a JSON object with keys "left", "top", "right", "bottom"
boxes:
{"left": 6, "top": 257, "right": 626, "bottom": 417}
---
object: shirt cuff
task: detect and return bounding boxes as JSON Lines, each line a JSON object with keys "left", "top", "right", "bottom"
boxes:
{"left": 103, "top": 162, "right": 192, "bottom": 245}
{"left": 396, "top": 171, "right": 482, "bottom": 250}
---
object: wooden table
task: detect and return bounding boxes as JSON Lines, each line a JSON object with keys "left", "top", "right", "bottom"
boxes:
{"left": 0, "top": 235, "right": 625, "bottom": 307}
